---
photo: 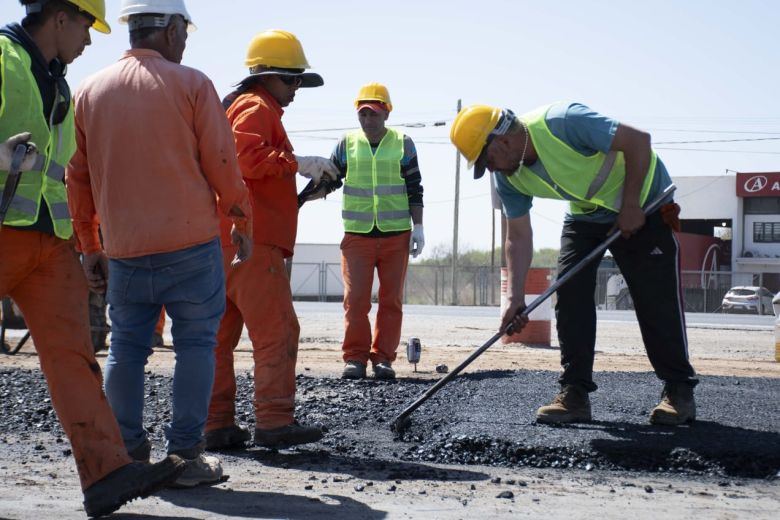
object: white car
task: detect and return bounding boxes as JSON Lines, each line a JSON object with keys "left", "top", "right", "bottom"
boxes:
{"left": 721, "top": 286, "right": 776, "bottom": 315}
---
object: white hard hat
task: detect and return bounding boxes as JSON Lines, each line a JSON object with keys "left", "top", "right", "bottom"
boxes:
{"left": 118, "top": 0, "right": 197, "bottom": 31}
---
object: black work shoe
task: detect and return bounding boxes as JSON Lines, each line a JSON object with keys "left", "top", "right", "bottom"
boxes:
{"left": 650, "top": 382, "right": 696, "bottom": 425}
{"left": 342, "top": 360, "right": 367, "bottom": 379}
{"left": 83, "top": 455, "right": 185, "bottom": 518}
{"left": 254, "top": 420, "right": 324, "bottom": 448}
{"left": 205, "top": 424, "right": 251, "bottom": 451}
{"left": 127, "top": 439, "right": 151, "bottom": 464}
{"left": 372, "top": 362, "right": 396, "bottom": 380}
{"left": 536, "top": 384, "right": 592, "bottom": 424}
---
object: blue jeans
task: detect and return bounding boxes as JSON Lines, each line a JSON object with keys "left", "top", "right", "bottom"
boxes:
{"left": 104, "top": 238, "right": 225, "bottom": 454}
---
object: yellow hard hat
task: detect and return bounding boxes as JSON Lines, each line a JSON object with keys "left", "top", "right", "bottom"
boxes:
{"left": 450, "top": 104, "right": 506, "bottom": 178}
{"left": 245, "top": 29, "right": 311, "bottom": 69}
{"left": 24, "top": 0, "right": 111, "bottom": 33}
{"left": 69, "top": 0, "right": 111, "bottom": 33}
{"left": 242, "top": 29, "right": 323, "bottom": 88}
{"left": 354, "top": 82, "right": 392, "bottom": 112}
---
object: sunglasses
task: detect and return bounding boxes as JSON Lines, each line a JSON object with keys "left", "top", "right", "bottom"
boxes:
{"left": 278, "top": 75, "right": 302, "bottom": 87}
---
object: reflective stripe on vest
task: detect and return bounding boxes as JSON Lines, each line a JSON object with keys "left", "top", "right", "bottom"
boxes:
{"left": 0, "top": 36, "right": 76, "bottom": 239}
{"left": 504, "top": 103, "right": 656, "bottom": 214}
{"left": 342, "top": 128, "right": 410, "bottom": 233}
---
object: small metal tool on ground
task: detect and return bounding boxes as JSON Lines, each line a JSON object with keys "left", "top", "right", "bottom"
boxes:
{"left": 407, "top": 337, "right": 421, "bottom": 372}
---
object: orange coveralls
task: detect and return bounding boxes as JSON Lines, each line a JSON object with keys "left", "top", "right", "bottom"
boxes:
{"left": 0, "top": 230, "right": 130, "bottom": 489}
{"left": 207, "top": 85, "right": 301, "bottom": 431}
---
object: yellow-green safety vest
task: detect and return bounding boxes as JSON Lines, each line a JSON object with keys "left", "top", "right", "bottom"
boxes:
{"left": 505, "top": 103, "right": 656, "bottom": 214}
{"left": 0, "top": 36, "right": 75, "bottom": 239}
{"left": 342, "top": 127, "right": 411, "bottom": 233}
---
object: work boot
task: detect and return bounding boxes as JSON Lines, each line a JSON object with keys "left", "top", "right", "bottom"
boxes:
{"left": 650, "top": 382, "right": 696, "bottom": 425}
{"left": 205, "top": 424, "right": 251, "bottom": 451}
{"left": 342, "top": 360, "right": 366, "bottom": 379}
{"left": 254, "top": 420, "right": 324, "bottom": 448}
{"left": 82, "top": 456, "right": 185, "bottom": 518}
{"left": 169, "top": 454, "right": 224, "bottom": 488}
{"left": 127, "top": 439, "right": 152, "bottom": 464}
{"left": 372, "top": 362, "right": 396, "bottom": 380}
{"left": 536, "top": 384, "right": 592, "bottom": 424}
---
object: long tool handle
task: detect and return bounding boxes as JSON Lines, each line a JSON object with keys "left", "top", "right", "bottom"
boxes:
{"left": 390, "top": 184, "right": 677, "bottom": 431}
{"left": 0, "top": 144, "right": 28, "bottom": 226}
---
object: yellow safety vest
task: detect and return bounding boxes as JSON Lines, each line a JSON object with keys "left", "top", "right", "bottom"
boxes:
{"left": 342, "top": 128, "right": 411, "bottom": 233}
{"left": 0, "top": 36, "right": 75, "bottom": 239}
{"left": 505, "top": 103, "right": 656, "bottom": 214}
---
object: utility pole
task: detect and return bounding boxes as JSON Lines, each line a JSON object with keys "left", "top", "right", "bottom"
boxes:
{"left": 451, "top": 99, "right": 462, "bottom": 306}
{"left": 490, "top": 208, "right": 496, "bottom": 304}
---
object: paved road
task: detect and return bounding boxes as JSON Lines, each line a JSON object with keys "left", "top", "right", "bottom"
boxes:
{"left": 295, "top": 302, "right": 776, "bottom": 331}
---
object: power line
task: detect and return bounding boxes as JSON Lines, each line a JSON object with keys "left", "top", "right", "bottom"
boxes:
{"left": 654, "top": 137, "right": 780, "bottom": 145}
{"left": 656, "top": 147, "right": 780, "bottom": 155}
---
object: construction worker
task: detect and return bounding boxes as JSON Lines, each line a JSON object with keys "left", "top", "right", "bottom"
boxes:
{"left": 66, "top": 0, "right": 253, "bottom": 487}
{"left": 204, "top": 30, "right": 330, "bottom": 450}
{"left": 331, "top": 83, "right": 425, "bottom": 380}
{"left": 0, "top": 1, "right": 185, "bottom": 517}
{"left": 450, "top": 102, "right": 698, "bottom": 425}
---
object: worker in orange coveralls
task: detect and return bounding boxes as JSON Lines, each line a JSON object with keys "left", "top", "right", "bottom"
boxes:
{"left": 0, "top": 1, "right": 184, "bottom": 517}
{"left": 332, "top": 83, "right": 425, "bottom": 381}
{"left": 205, "top": 29, "right": 335, "bottom": 450}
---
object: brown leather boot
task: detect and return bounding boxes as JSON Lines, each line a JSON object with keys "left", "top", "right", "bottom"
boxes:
{"left": 536, "top": 384, "right": 592, "bottom": 424}
{"left": 650, "top": 382, "right": 696, "bottom": 425}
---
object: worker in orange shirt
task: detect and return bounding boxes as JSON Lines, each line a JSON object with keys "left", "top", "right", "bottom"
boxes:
{"left": 1, "top": 1, "right": 184, "bottom": 516}
{"left": 205, "top": 30, "right": 334, "bottom": 450}
{"left": 67, "top": 0, "right": 253, "bottom": 488}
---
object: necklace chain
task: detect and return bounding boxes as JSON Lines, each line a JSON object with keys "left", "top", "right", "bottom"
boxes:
{"left": 518, "top": 121, "right": 529, "bottom": 170}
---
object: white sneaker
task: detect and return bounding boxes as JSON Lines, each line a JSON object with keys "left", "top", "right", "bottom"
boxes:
{"left": 169, "top": 454, "right": 223, "bottom": 488}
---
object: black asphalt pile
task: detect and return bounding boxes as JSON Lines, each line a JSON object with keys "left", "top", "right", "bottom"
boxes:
{"left": 2, "top": 367, "right": 779, "bottom": 479}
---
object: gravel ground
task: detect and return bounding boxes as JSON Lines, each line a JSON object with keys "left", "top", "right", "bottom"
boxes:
{"left": 0, "top": 307, "right": 778, "bottom": 518}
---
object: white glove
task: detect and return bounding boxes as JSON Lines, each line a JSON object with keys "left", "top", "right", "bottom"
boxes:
{"left": 0, "top": 133, "right": 39, "bottom": 171}
{"left": 295, "top": 155, "right": 338, "bottom": 184}
{"left": 409, "top": 224, "right": 425, "bottom": 258}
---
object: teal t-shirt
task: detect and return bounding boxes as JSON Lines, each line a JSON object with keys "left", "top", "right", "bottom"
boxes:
{"left": 494, "top": 102, "right": 672, "bottom": 223}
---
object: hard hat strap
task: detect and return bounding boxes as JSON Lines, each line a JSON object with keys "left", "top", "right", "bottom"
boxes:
{"left": 128, "top": 13, "right": 181, "bottom": 31}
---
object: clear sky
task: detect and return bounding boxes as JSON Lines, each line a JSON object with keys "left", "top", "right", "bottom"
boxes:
{"left": 5, "top": 0, "right": 779, "bottom": 257}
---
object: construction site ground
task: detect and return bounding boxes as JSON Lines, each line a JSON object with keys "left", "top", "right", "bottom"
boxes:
{"left": 1, "top": 303, "right": 778, "bottom": 519}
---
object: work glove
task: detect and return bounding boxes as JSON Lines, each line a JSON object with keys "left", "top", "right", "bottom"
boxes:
{"left": 409, "top": 224, "right": 425, "bottom": 258}
{"left": 0, "top": 133, "right": 39, "bottom": 171}
{"left": 82, "top": 251, "right": 109, "bottom": 295}
{"left": 295, "top": 155, "right": 339, "bottom": 184}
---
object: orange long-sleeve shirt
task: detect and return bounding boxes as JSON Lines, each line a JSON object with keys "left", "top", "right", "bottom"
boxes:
{"left": 66, "top": 49, "right": 251, "bottom": 258}
{"left": 221, "top": 85, "right": 299, "bottom": 257}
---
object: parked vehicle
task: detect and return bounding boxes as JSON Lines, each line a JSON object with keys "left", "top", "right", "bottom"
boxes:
{"left": 721, "top": 286, "right": 776, "bottom": 315}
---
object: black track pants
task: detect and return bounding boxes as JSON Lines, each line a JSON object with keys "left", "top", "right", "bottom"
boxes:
{"left": 554, "top": 210, "right": 698, "bottom": 391}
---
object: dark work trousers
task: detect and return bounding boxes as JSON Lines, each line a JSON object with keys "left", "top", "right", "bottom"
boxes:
{"left": 555, "top": 210, "right": 698, "bottom": 392}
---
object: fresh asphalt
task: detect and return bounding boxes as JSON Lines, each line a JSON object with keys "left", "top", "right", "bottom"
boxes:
{"left": 2, "top": 366, "right": 778, "bottom": 481}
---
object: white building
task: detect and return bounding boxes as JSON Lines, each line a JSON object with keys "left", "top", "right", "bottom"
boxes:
{"left": 675, "top": 173, "right": 780, "bottom": 290}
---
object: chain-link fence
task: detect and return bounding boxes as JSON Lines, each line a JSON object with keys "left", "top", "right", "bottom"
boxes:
{"left": 290, "top": 261, "right": 778, "bottom": 315}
